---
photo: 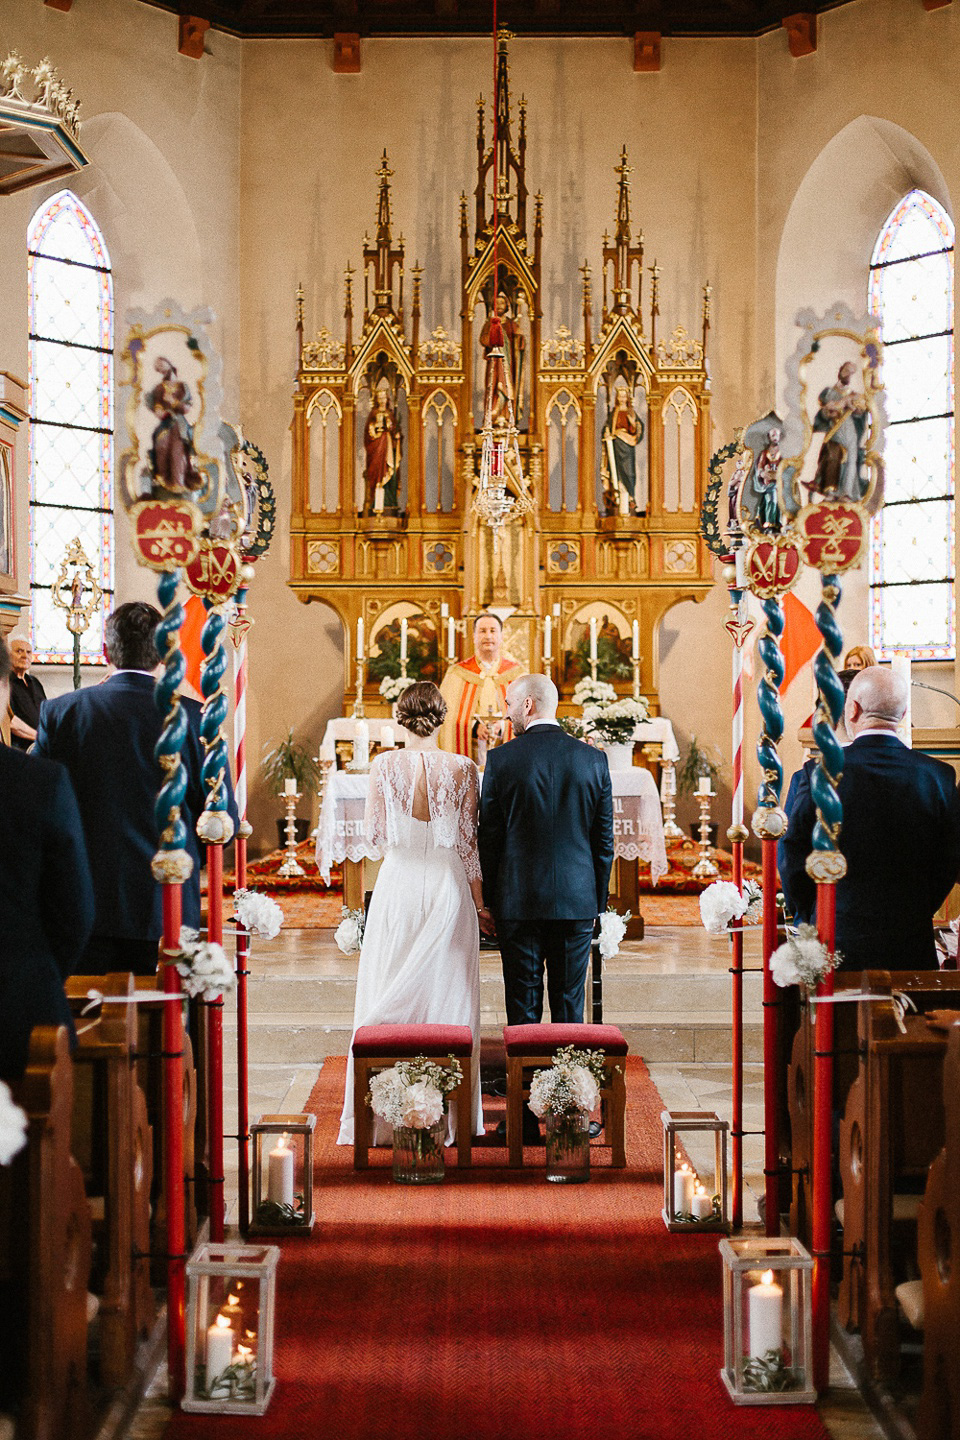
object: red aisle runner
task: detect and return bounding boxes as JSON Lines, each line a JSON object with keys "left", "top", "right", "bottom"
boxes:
{"left": 166, "top": 1057, "right": 829, "bottom": 1440}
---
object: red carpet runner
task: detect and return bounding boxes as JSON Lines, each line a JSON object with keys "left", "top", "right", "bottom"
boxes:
{"left": 166, "top": 1057, "right": 829, "bottom": 1440}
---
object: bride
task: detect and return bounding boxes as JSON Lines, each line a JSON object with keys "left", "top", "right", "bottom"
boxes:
{"left": 337, "top": 681, "right": 489, "bottom": 1145}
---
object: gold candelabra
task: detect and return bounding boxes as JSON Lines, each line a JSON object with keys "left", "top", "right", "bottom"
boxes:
{"left": 691, "top": 787, "right": 719, "bottom": 880}
{"left": 660, "top": 758, "right": 685, "bottom": 842}
{"left": 277, "top": 788, "right": 305, "bottom": 878}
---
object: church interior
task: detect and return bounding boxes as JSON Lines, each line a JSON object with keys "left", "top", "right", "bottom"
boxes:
{"left": 2, "top": 0, "right": 960, "bottom": 1437}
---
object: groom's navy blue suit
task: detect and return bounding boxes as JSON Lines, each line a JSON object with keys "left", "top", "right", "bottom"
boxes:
{"left": 779, "top": 732, "right": 960, "bottom": 972}
{"left": 479, "top": 723, "right": 614, "bottom": 1023}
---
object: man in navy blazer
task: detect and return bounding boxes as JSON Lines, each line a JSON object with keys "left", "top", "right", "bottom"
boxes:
{"left": 779, "top": 666, "right": 960, "bottom": 971}
{"left": 479, "top": 673, "right": 614, "bottom": 1025}
{"left": 34, "top": 601, "right": 236, "bottom": 976}
{"left": 0, "top": 637, "right": 94, "bottom": 1081}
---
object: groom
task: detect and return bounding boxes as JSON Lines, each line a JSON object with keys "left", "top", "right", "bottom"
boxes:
{"left": 478, "top": 674, "right": 614, "bottom": 1036}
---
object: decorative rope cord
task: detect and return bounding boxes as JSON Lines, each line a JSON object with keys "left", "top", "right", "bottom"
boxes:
{"left": 152, "top": 569, "right": 193, "bottom": 883}
{"left": 756, "top": 596, "right": 785, "bottom": 810}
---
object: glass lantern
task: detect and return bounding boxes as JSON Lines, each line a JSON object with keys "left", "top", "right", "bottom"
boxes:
{"left": 661, "top": 1109, "right": 729, "bottom": 1232}
{"left": 183, "top": 1242, "right": 279, "bottom": 1415}
{"left": 718, "top": 1235, "right": 815, "bottom": 1404}
{"left": 250, "top": 1112, "right": 316, "bottom": 1235}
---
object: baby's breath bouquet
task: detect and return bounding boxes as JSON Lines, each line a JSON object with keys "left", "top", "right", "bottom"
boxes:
{"left": 529, "top": 1045, "right": 609, "bottom": 1178}
{"left": 572, "top": 678, "right": 617, "bottom": 708}
{"left": 770, "top": 924, "right": 841, "bottom": 989}
{"left": 379, "top": 674, "right": 415, "bottom": 703}
{"left": 369, "top": 1055, "right": 463, "bottom": 1182}
{"left": 175, "top": 927, "right": 236, "bottom": 1001}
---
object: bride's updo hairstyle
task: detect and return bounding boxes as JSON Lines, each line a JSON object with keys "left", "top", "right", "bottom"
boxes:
{"left": 396, "top": 681, "right": 448, "bottom": 738}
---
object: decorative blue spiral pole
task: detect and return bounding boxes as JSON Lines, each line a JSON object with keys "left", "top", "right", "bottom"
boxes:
{"left": 756, "top": 597, "right": 785, "bottom": 812}
{"left": 153, "top": 569, "right": 193, "bottom": 882}
{"left": 808, "top": 575, "right": 846, "bottom": 866}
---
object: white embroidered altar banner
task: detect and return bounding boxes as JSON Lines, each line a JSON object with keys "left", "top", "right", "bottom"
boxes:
{"left": 315, "top": 765, "right": 667, "bottom": 886}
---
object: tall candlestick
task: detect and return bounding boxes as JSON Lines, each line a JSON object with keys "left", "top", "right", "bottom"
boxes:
{"left": 447, "top": 616, "right": 456, "bottom": 661}
{"left": 632, "top": 619, "right": 640, "bottom": 661}
{"left": 543, "top": 614, "right": 552, "bottom": 661}
{"left": 748, "top": 1270, "right": 783, "bottom": 1360}
{"left": 589, "top": 616, "right": 598, "bottom": 663}
{"left": 400, "top": 617, "right": 408, "bottom": 664}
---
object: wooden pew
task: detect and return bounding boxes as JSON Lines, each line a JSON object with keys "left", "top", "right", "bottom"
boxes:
{"left": 65, "top": 974, "right": 154, "bottom": 1391}
{"left": 916, "top": 1020, "right": 960, "bottom": 1440}
{"left": 836, "top": 981, "right": 954, "bottom": 1382}
{"left": 786, "top": 969, "right": 960, "bottom": 1251}
{"left": 1, "top": 1027, "right": 92, "bottom": 1440}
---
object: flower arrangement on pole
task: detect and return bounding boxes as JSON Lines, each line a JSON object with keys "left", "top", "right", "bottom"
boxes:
{"left": 368, "top": 1055, "right": 463, "bottom": 1183}
{"left": 770, "top": 924, "right": 841, "bottom": 989}
{"left": 699, "top": 879, "right": 762, "bottom": 936}
{"left": 598, "top": 908, "right": 629, "bottom": 960}
{"left": 174, "top": 927, "right": 237, "bottom": 1001}
{"left": 334, "top": 906, "right": 365, "bottom": 955}
{"left": 233, "top": 888, "right": 284, "bottom": 940}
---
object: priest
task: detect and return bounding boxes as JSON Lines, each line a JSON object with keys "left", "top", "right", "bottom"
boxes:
{"left": 439, "top": 612, "right": 525, "bottom": 764}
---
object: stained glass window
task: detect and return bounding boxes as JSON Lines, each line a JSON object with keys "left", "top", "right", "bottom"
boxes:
{"left": 868, "top": 189, "right": 954, "bottom": 659}
{"left": 27, "top": 190, "right": 113, "bottom": 663}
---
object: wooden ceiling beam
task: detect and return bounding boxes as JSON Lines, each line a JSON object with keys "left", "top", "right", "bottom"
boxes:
{"left": 178, "top": 16, "right": 210, "bottom": 58}
{"left": 782, "top": 11, "right": 817, "bottom": 55}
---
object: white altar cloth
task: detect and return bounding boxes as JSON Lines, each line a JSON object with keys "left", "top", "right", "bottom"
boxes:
{"left": 315, "top": 763, "right": 668, "bottom": 886}
{"left": 320, "top": 717, "right": 409, "bottom": 752}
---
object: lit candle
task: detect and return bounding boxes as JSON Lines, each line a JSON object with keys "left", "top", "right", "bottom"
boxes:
{"left": 632, "top": 620, "right": 640, "bottom": 661}
{"left": 356, "top": 614, "right": 364, "bottom": 657}
{"left": 381, "top": 724, "right": 395, "bottom": 748}
{"left": 267, "top": 1133, "right": 294, "bottom": 1207}
{"left": 691, "top": 1183, "right": 713, "bottom": 1221}
{"left": 353, "top": 719, "right": 369, "bottom": 769}
{"left": 441, "top": 602, "right": 449, "bottom": 619}
{"left": 589, "top": 616, "right": 598, "bottom": 663}
{"left": 320, "top": 734, "right": 336, "bottom": 763}
{"left": 284, "top": 778, "right": 297, "bottom": 797}
{"left": 447, "top": 616, "right": 456, "bottom": 661}
{"left": 543, "top": 614, "right": 552, "bottom": 661}
{"left": 697, "top": 776, "right": 712, "bottom": 796}
{"left": 748, "top": 1269, "right": 783, "bottom": 1360}
{"left": 400, "top": 617, "right": 408, "bottom": 663}
{"left": 673, "top": 1162, "right": 694, "bottom": 1215}
{"left": 206, "top": 1312, "right": 235, "bottom": 1386}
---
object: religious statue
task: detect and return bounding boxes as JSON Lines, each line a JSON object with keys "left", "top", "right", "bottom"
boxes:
{"left": 739, "top": 425, "right": 782, "bottom": 532}
{"left": 363, "top": 381, "right": 403, "bottom": 515}
{"left": 479, "top": 291, "right": 525, "bottom": 425}
{"left": 602, "top": 382, "right": 645, "bottom": 515}
{"left": 808, "top": 361, "right": 869, "bottom": 502}
{"left": 438, "top": 612, "right": 526, "bottom": 764}
{"left": 145, "top": 356, "right": 203, "bottom": 494}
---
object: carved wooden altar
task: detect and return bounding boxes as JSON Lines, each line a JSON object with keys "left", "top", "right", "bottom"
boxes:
{"left": 289, "top": 30, "right": 714, "bottom": 708}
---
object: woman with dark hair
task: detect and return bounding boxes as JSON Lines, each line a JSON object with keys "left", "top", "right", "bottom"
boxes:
{"left": 337, "top": 681, "right": 487, "bottom": 1146}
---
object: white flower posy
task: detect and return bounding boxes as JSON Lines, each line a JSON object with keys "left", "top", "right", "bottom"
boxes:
{"left": 334, "top": 907, "right": 365, "bottom": 956}
{"left": 175, "top": 926, "right": 236, "bottom": 1001}
{"left": 0, "top": 1081, "right": 28, "bottom": 1166}
{"left": 598, "top": 908, "right": 629, "bottom": 960}
{"left": 572, "top": 678, "right": 617, "bottom": 708}
{"left": 234, "top": 888, "right": 284, "bottom": 939}
{"left": 379, "top": 675, "right": 416, "bottom": 703}
{"left": 582, "top": 696, "right": 650, "bottom": 745}
{"left": 527, "top": 1045, "right": 606, "bottom": 1120}
{"left": 368, "top": 1055, "right": 463, "bottom": 1130}
{"left": 699, "top": 879, "right": 763, "bottom": 936}
{"left": 770, "top": 924, "right": 840, "bottom": 989}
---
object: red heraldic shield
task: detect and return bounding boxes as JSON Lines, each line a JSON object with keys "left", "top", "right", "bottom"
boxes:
{"left": 797, "top": 502, "right": 866, "bottom": 574}
{"left": 744, "top": 535, "right": 802, "bottom": 599}
{"left": 185, "top": 538, "right": 241, "bottom": 601}
{"left": 132, "top": 499, "right": 201, "bottom": 571}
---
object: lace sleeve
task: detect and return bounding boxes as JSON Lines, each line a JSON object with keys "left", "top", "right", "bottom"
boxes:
{"left": 456, "top": 759, "right": 482, "bottom": 882}
{"left": 365, "top": 757, "right": 389, "bottom": 853}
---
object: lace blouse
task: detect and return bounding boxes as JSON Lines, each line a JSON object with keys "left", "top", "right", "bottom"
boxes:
{"left": 364, "top": 748, "right": 482, "bottom": 882}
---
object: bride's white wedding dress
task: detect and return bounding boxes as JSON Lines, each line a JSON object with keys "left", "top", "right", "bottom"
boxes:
{"left": 336, "top": 746, "right": 484, "bottom": 1145}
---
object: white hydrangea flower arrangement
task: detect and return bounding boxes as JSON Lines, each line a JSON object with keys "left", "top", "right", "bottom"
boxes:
{"left": 0, "top": 1081, "right": 28, "bottom": 1165}
{"left": 175, "top": 927, "right": 237, "bottom": 1001}
{"left": 379, "top": 674, "right": 416, "bottom": 703}
{"left": 528, "top": 1044, "right": 606, "bottom": 1120}
{"left": 582, "top": 695, "right": 650, "bottom": 745}
{"left": 598, "top": 908, "right": 630, "bottom": 960}
{"left": 572, "top": 678, "right": 617, "bottom": 708}
{"left": 770, "top": 924, "right": 841, "bottom": 989}
{"left": 699, "top": 879, "right": 764, "bottom": 936}
{"left": 234, "top": 888, "right": 284, "bottom": 939}
{"left": 334, "top": 906, "right": 365, "bottom": 955}
{"left": 368, "top": 1055, "right": 463, "bottom": 1131}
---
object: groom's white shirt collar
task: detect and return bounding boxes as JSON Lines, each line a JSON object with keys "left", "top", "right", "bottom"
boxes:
{"left": 525, "top": 717, "right": 560, "bottom": 728}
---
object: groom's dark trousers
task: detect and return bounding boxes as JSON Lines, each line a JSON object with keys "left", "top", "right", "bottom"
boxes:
{"left": 478, "top": 724, "right": 614, "bottom": 1024}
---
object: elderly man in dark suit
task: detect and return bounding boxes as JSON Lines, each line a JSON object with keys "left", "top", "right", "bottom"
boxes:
{"left": 479, "top": 673, "right": 614, "bottom": 1023}
{"left": 0, "top": 636, "right": 94, "bottom": 1081}
{"left": 34, "top": 601, "right": 236, "bottom": 976}
{"left": 779, "top": 666, "right": 960, "bottom": 971}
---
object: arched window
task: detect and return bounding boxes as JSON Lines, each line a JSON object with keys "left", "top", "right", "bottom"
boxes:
{"left": 27, "top": 190, "right": 113, "bottom": 663}
{"left": 868, "top": 189, "right": 954, "bottom": 659}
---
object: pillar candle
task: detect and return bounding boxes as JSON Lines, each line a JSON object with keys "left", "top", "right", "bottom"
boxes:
{"left": 447, "top": 616, "right": 456, "bottom": 661}
{"left": 697, "top": 776, "right": 712, "bottom": 796}
{"left": 691, "top": 1185, "right": 712, "bottom": 1221}
{"left": 284, "top": 778, "right": 297, "bottom": 797}
{"left": 400, "top": 617, "right": 408, "bottom": 663}
{"left": 632, "top": 620, "right": 640, "bottom": 661}
{"left": 381, "top": 724, "right": 395, "bottom": 748}
{"left": 747, "top": 1270, "right": 783, "bottom": 1360}
{"left": 543, "top": 614, "right": 552, "bottom": 661}
{"left": 206, "top": 1313, "right": 235, "bottom": 1385}
{"left": 673, "top": 1163, "right": 694, "bottom": 1214}
{"left": 320, "top": 734, "right": 336, "bottom": 762}
{"left": 441, "top": 602, "right": 449, "bottom": 619}
{"left": 267, "top": 1135, "right": 294, "bottom": 1206}
{"left": 552, "top": 603, "right": 561, "bottom": 619}
{"left": 589, "top": 616, "right": 598, "bottom": 663}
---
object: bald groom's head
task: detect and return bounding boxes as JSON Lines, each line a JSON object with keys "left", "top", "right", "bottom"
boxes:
{"left": 506, "top": 674, "right": 559, "bottom": 733}
{"left": 845, "top": 665, "right": 908, "bottom": 738}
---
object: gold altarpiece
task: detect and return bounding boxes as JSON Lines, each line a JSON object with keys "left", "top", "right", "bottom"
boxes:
{"left": 289, "top": 32, "right": 714, "bottom": 709}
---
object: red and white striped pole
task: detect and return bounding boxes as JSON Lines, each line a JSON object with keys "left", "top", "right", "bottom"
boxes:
{"left": 231, "top": 582, "right": 253, "bottom": 1234}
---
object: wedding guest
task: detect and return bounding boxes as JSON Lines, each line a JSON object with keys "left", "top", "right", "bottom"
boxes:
{"left": 7, "top": 632, "right": 46, "bottom": 751}
{"left": 843, "top": 643, "right": 876, "bottom": 671}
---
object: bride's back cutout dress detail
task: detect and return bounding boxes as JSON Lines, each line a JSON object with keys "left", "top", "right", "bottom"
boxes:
{"left": 337, "top": 747, "right": 484, "bottom": 1145}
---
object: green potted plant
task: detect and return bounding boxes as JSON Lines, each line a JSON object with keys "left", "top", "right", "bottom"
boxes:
{"left": 676, "top": 735, "right": 723, "bottom": 846}
{"left": 262, "top": 729, "right": 321, "bottom": 849}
